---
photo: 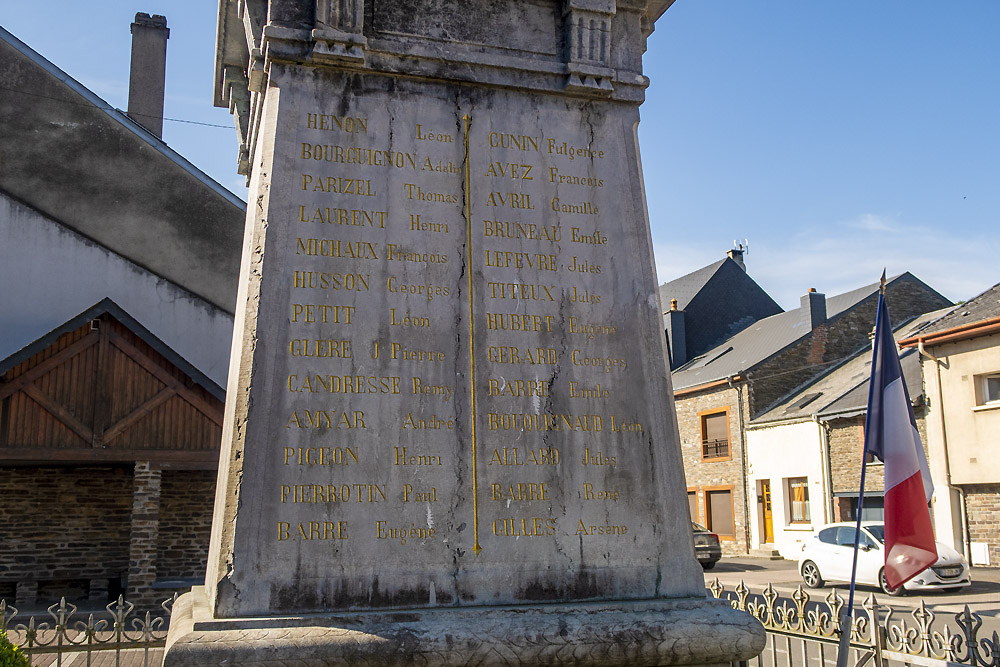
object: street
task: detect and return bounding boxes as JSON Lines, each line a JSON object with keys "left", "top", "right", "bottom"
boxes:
{"left": 704, "top": 557, "right": 1000, "bottom": 619}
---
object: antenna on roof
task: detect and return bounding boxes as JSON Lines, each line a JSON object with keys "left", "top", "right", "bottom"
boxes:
{"left": 744, "top": 239, "right": 750, "bottom": 255}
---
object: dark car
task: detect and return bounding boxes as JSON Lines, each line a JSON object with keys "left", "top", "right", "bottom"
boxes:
{"left": 692, "top": 522, "right": 722, "bottom": 570}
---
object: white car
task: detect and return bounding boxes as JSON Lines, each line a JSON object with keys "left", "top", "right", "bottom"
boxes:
{"left": 798, "top": 522, "right": 971, "bottom": 596}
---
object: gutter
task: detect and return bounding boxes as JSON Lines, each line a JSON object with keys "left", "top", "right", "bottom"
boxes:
{"left": 900, "top": 317, "right": 1000, "bottom": 349}
{"left": 674, "top": 375, "right": 742, "bottom": 398}
{"left": 729, "top": 375, "right": 751, "bottom": 554}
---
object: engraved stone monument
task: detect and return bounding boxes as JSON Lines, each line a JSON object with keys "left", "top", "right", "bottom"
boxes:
{"left": 163, "top": 0, "right": 765, "bottom": 664}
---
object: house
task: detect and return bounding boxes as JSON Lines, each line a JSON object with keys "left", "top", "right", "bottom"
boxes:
{"left": 659, "top": 247, "right": 782, "bottom": 369}
{"left": 673, "top": 273, "right": 950, "bottom": 555}
{"left": 0, "top": 19, "right": 244, "bottom": 608}
{"left": 744, "top": 307, "right": 949, "bottom": 558}
{"left": 899, "top": 282, "right": 1000, "bottom": 566}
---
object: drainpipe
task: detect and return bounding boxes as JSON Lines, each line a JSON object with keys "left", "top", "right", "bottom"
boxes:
{"left": 815, "top": 415, "right": 834, "bottom": 524}
{"left": 729, "top": 375, "right": 751, "bottom": 554}
{"left": 917, "top": 340, "right": 968, "bottom": 560}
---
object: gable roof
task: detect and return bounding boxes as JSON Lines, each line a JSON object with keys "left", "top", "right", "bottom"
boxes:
{"left": 0, "top": 26, "right": 245, "bottom": 313}
{"left": 899, "top": 282, "right": 1000, "bottom": 348}
{"left": 0, "top": 298, "right": 224, "bottom": 401}
{"left": 750, "top": 307, "right": 951, "bottom": 425}
{"left": 672, "top": 273, "right": 934, "bottom": 391}
{"left": 658, "top": 258, "right": 729, "bottom": 312}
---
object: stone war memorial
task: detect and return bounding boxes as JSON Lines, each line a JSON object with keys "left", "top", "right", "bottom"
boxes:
{"left": 163, "top": 0, "right": 765, "bottom": 664}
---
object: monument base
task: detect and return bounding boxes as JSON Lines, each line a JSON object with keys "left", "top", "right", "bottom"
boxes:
{"left": 163, "top": 587, "right": 764, "bottom": 667}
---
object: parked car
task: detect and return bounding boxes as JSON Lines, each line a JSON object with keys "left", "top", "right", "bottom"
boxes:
{"left": 798, "top": 522, "right": 971, "bottom": 596}
{"left": 692, "top": 521, "right": 722, "bottom": 570}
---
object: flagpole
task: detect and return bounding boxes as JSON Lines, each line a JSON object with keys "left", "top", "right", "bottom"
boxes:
{"left": 835, "top": 273, "right": 887, "bottom": 667}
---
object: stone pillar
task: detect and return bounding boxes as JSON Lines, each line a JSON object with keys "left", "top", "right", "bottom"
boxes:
{"left": 127, "top": 461, "right": 161, "bottom": 610}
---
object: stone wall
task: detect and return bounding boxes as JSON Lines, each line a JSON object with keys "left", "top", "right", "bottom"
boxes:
{"left": 675, "top": 384, "right": 749, "bottom": 555}
{"left": 748, "top": 278, "right": 950, "bottom": 418}
{"left": 828, "top": 410, "right": 928, "bottom": 495}
{"left": 964, "top": 483, "right": 1000, "bottom": 566}
{"left": 158, "top": 470, "right": 216, "bottom": 580}
{"left": 0, "top": 466, "right": 132, "bottom": 603}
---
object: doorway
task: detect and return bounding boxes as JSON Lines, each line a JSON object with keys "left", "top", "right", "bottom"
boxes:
{"left": 759, "top": 480, "right": 774, "bottom": 543}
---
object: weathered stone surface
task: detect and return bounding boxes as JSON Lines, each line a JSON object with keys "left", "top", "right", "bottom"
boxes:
{"left": 166, "top": 587, "right": 764, "bottom": 666}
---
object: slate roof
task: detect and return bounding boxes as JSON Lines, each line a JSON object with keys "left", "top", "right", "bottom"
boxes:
{"left": 751, "top": 307, "right": 952, "bottom": 425}
{"left": 658, "top": 259, "right": 729, "bottom": 311}
{"left": 672, "top": 273, "right": 922, "bottom": 391}
{"left": 905, "top": 282, "right": 1000, "bottom": 337}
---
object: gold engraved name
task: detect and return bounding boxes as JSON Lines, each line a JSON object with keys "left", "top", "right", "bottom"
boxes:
{"left": 301, "top": 174, "right": 376, "bottom": 196}
{"left": 376, "top": 521, "right": 436, "bottom": 544}
{"left": 488, "top": 132, "right": 539, "bottom": 151}
{"left": 581, "top": 482, "right": 620, "bottom": 502}
{"left": 567, "top": 256, "right": 600, "bottom": 273}
{"left": 581, "top": 447, "right": 616, "bottom": 466}
{"left": 410, "top": 214, "right": 448, "bottom": 234}
{"left": 295, "top": 238, "right": 379, "bottom": 259}
{"left": 412, "top": 377, "right": 455, "bottom": 403}
{"left": 611, "top": 416, "right": 643, "bottom": 433}
{"left": 403, "top": 183, "right": 459, "bottom": 203}
{"left": 487, "top": 282, "right": 555, "bottom": 301}
{"left": 575, "top": 520, "right": 627, "bottom": 536}
{"left": 489, "top": 447, "right": 560, "bottom": 466}
{"left": 569, "top": 286, "right": 600, "bottom": 303}
{"left": 286, "top": 410, "right": 366, "bottom": 429}
{"left": 300, "top": 143, "right": 416, "bottom": 169}
{"left": 487, "top": 413, "right": 602, "bottom": 432}
{"left": 491, "top": 482, "right": 549, "bottom": 502}
{"left": 298, "top": 206, "right": 387, "bottom": 227}
{"left": 278, "top": 521, "right": 349, "bottom": 541}
{"left": 422, "top": 157, "right": 460, "bottom": 173}
{"left": 569, "top": 317, "right": 616, "bottom": 339}
{"left": 305, "top": 113, "right": 367, "bottom": 133}
{"left": 387, "top": 276, "right": 450, "bottom": 301}
{"left": 293, "top": 271, "right": 370, "bottom": 291}
{"left": 483, "top": 219, "right": 560, "bottom": 242}
{"left": 570, "top": 226, "right": 608, "bottom": 244}
{"left": 402, "top": 413, "right": 455, "bottom": 430}
{"left": 493, "top": 517, "right": 556, "bottom": 537}
{"left": 403, "top": 485, "right": 438, "bottom": 502}
{"left": 487, "top": 378, "right": 548, "bottom": 398}
{"left": 570, "top": 350, "right": 626, "bottom": 373}
{"left": 484, "top": 251, "right": 557, "bottom": 271}
{"left": 390, "top": 308, "right": 430, "bottom": 328}
{"left": 551, "top": 197, "right": 598, "bottom": 215}
{"left": 415, "top": 124, "right": 454, "bottom": 142}
{"left": 545, "top": 139, "right": 604, "bottom": 160}
{"left": 393, "top": 447, "right": 443, "bottom": 465}
{"left": 385, "top": 244, "right": 449, "bottom": 264}
{"left": 370, "top": 342, "right": 446, "bottom": 362}
{"left": 569, "top": 381, "right": 610, "bottom": 399}
{"left": 287, "top": 374, "right": 401, "bottom": 394}
{"left": 283, "top": 446, "right": 359, "bottom": 466}
{"left": 281, "top": 483, "right": 386, "bottom": 503}
{"left": 291, "top": 303, "right": 355, "bottom": 324}
{"left": 486, "top": 312, "right": 556, "bottom": 333}
{"left": 487, "top": 346, "right": 557, "bottom": 365}
{"left": 547, "top": 167, "right": 603, "bottom": 187}
{"left": 288, "top": 338, "right": 352, "bottom": 358}
{"left": 485, "top": 192, "right": 534, "bottom": 209}
{"left": 485, "top": 162, "right": 533, "bottom": 179}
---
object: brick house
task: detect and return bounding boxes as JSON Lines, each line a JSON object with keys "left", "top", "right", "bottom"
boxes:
{"left": 0, "top": 22, "right": 243, "bottom": 608}
{"left": 744, "top": 307, "right": 947, "bottom": 557}
{"left": 899, "top": 282, "right": 1000, "bottom": 566}
{"left": 671, "top": 274, "right": 950, "bottom": 555}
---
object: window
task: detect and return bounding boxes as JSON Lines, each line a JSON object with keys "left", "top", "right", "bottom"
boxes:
{"left": 978, "top": 373, "right": 1000, "bottom": 405}
{"left": 787, "top": 477, "right": 810, "bottom": 524}
{"left": 704, "top": 488, "right": 735, "bottom": 538}
{"left": 700, "top": 410, "right": 730, "bottom": 460}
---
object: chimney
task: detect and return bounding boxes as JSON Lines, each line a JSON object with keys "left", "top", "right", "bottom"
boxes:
{"left": 800, "top": 288, "right": 827, "bottom": 330}
{"left": 726, "top": 245, "right": 746, "bottom": 271}
{"left": 127, "top": 13, "right": 169, "bottom": 139}
{"left": 663, "top": 299, "right": 687, "bottom": 369}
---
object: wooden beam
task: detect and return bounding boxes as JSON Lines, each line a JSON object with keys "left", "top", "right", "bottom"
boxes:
{"left": 102, "top": 386, "right": 176, "bottom": 443}
{"left": 0, "top": 446, "right": 220, "bottom": 466}
{"left": 107, "top": 330, "right": 223, "bottom": 426}
{"left": 20, "top": 384, "right": 94, "bottom": 444}
{"left": 0, "top": 334, "right": 98, "bottom": 401}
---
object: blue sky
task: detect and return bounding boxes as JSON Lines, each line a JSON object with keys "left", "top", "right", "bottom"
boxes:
{"left": 4, "top": 2, "right": 998, "bottom": 309}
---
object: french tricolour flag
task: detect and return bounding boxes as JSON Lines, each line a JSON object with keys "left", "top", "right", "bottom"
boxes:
{"left": 864, "top": 289, "right": 937, "bottom": 590}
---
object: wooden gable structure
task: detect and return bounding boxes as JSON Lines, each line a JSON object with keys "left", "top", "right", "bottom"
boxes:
{"left": 0, "top": 299, "right": 223, "bottom": 468}
{"left": 0, "top": 300, "right": 224, "bottom": 609}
